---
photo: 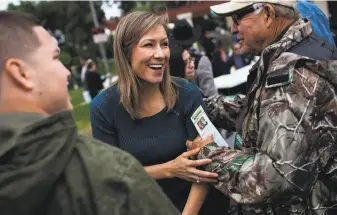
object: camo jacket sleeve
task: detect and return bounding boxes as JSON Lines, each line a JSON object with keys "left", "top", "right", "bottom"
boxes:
{"left": 198, "top": 57, "right": 337, "bottom": 205}
{"left": 203, "top": 94, "right": 245, "bottom": 131}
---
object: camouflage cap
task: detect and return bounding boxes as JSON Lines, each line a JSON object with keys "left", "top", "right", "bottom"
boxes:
{"left": 211, "top": 0, "right": 296, "bottom": 16}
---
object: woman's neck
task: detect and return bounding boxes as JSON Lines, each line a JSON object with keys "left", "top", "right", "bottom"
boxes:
{"left": 138, "top": 81, "right": 165, "bottom": 117}
{"left": 139, "top": 81, "right": 161, "bottom": 101}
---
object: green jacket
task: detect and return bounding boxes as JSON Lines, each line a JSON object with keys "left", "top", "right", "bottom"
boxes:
{"left": 0, "top": 111, "right": 179, "bottom": 215}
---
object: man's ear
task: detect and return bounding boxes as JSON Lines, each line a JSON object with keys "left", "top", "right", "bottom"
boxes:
{"left": 4, "top": 58, "right": 34, "bottom": 90}
{"left": 262, "top": 4, "right": 277, "bottom": 29}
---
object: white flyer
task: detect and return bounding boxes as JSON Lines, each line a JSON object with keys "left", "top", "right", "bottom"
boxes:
{"left": 191, "top": 105, "right": 230, "bottom": 148}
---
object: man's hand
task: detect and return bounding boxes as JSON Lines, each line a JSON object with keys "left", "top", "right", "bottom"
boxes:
{"left": 186, "top": 136, "right": 214, "bottom": 151}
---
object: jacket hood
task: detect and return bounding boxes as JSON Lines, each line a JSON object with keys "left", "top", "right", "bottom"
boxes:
{"left": 0, "top": 111, "right": 76, "bottom": 214}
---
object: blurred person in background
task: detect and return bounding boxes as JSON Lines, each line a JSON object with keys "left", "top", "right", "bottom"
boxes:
{"left": 227, "top": 43, "right": 253, "bottom": 70}
{"left": 80, "top": 58, "right": 92, "bottom": 88}
{"left": 169, "top": 39, "right": 195, "bottom": 82}
{"left": 80, "top": 58, "right": 93, "bottom": 103}
{"left": 172, "top": 19, "right": 218, "bottom": 97}
{"left": 212, "top": 33, "right": 232, "bottom": 77}
{"left": 0, "top": 11, "right": 179, "bottom": 215}
{"left": 201, "top": 30, "right": 216, "bottom": 61}
{"left": 89, "top": 11, "right": 228, "bottom": 215}
{"left": 85, "top": 61, "right": 105, "bottom": 99}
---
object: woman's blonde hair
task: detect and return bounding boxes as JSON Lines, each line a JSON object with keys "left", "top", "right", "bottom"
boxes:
{"left": 113, "top": 11, "right": 177, "bottom": 119}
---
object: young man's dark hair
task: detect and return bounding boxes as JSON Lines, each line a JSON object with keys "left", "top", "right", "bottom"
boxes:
{"left": 0, "top": 11, "right": 40, "bottom": 71}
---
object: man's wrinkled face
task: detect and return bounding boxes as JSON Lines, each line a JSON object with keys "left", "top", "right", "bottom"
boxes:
{"left": 231, "top": 5, "right": 268, "bottom": 55}
{"left": 27, "top": 26, "right": 72, "bottom": 114}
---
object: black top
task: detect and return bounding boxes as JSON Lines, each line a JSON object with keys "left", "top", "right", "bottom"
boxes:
{"left": 90, "top": 78, "right": 203, "bottom": 162}
{"left": 90, "top": 79, "right": 202, "bottom": 209}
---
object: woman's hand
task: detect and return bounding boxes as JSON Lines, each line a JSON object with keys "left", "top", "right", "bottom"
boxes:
{"left": 166, "top": 148, "right": 218, "bottom": 183}
{"left": 186, "top": 135, "right": 214, "bottom": 151}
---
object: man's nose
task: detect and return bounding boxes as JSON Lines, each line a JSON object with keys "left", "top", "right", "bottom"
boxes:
{"left": 231, "top": 23, "right": 238, "bottom": 35}
{"left": 67, "top": 69, "right": 72, "bottom": 79}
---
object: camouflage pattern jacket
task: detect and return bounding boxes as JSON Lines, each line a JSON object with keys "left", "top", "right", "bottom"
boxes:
{"left": 198, "top": 19, "right": 337, "bottom": 214}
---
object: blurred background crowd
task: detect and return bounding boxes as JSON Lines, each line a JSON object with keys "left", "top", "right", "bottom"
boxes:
{"left": 2, "top": 0, "right": 336, "bottom": 136}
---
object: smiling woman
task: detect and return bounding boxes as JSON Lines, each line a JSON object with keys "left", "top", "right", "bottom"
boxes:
{"left": 89, "top": 11, "right": 228, "bottom": 214}
{"left": 131, "top": 25, "right": 169, "bottom": 85}
{"left": 113, "top": 11, "right": 176, "bottom": 119}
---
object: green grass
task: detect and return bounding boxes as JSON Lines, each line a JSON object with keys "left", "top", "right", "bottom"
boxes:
{"left": 69, "top": 88, "right": 91, "bottom": 136}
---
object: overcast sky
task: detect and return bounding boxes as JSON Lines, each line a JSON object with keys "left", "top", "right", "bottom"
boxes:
{"left": 0, "top": 0, "right": 122, "bottom": 18}
{"left": 0, "top": 1, "right": 15, "bottom": 10}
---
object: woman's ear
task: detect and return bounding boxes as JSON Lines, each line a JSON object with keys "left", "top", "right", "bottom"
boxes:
{"left": 263, "top": 4, "right": 276, "bottom": 29}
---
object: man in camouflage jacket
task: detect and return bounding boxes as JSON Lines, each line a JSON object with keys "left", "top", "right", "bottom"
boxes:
{"left": 193, "top": 1, "right": 337, "bottom": 214}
